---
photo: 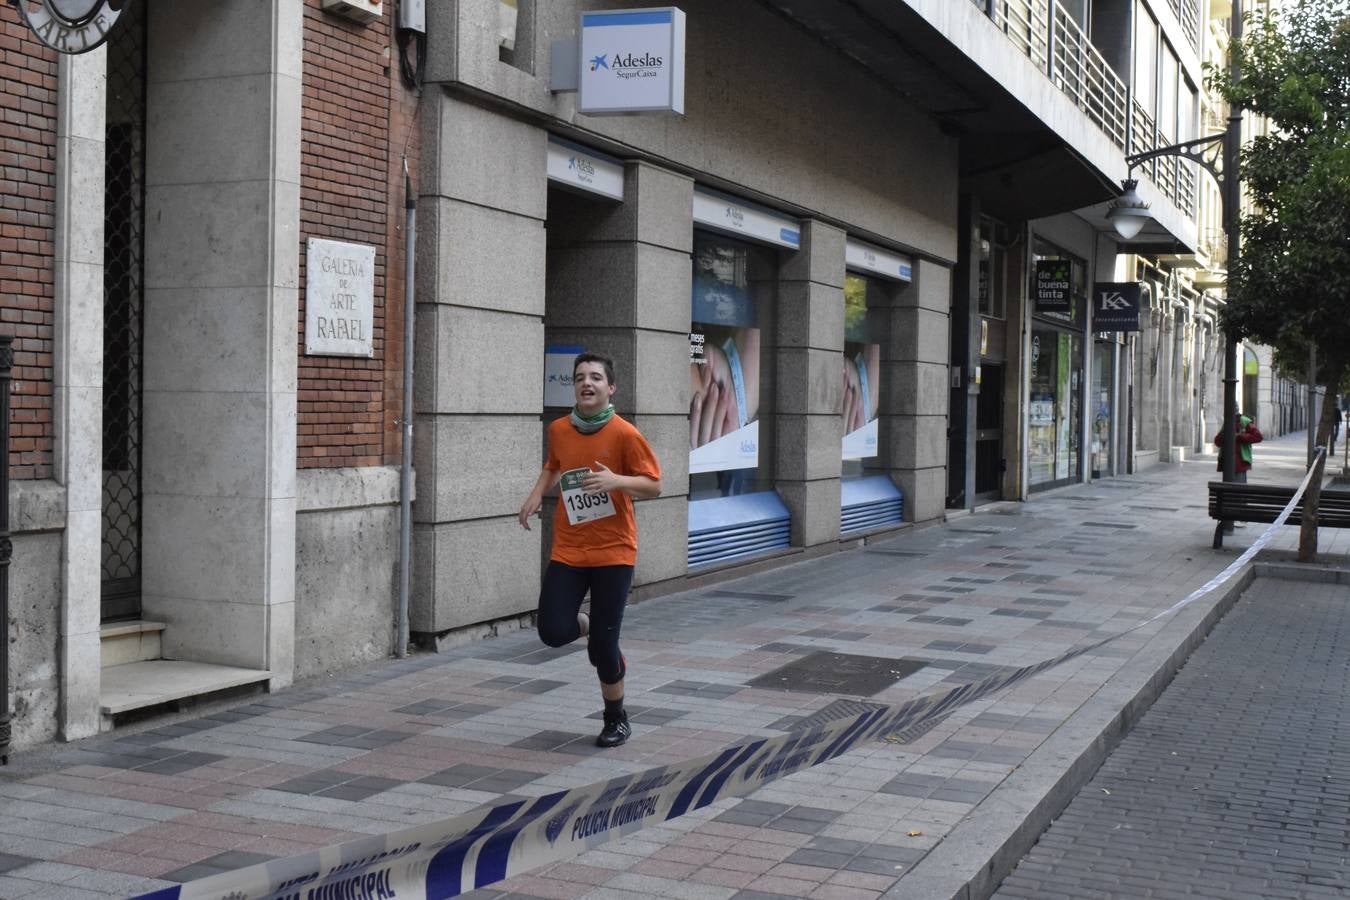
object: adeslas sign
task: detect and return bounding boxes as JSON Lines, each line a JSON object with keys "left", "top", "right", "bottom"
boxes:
{"left": 579, "top": 8, "right": 686, "bottom": 115}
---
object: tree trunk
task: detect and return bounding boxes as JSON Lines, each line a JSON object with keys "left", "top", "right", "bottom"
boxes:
{"left": 1297, "top": 370, "right": 1346, "bottom": 562}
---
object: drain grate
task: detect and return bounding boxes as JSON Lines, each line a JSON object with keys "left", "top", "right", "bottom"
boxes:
{"left": 747, "top": 651, "right": 927, "bottom": 696}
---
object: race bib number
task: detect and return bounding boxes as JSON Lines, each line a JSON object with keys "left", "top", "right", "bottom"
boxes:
{"left": 560, "top": 467, "right": 616, "bottom": 526}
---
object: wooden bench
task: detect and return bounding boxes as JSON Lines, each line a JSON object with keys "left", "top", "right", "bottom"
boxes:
{"left": 1208, "top": 481, "right": 1350, "bottom": 548}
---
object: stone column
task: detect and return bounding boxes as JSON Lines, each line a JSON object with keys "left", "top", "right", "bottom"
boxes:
{"left": 411, "top": 92, "right": 548, "bottom": 633}
{"left": 775, "top": 221, "right": 844, "bottom": 548}
{"left": 142, "top": 1, "right": 303, "bottom": 687}
{"left": 53, "top": 49, "right": 106, "bottom": 740}
{"left": 885, "top": 259, "right": 951, "bottom": 522}
{"left": 545, "top": 162, "right": 692, "bottom": 588}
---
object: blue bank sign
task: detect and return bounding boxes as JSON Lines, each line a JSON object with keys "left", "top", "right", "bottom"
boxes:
{"left": 578, "top": 8, "right": 686, "bottom": 116}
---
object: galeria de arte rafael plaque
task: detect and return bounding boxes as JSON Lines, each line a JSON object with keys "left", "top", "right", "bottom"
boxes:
{"left": 305, "top": 238, "right": 375, "bottom": 357}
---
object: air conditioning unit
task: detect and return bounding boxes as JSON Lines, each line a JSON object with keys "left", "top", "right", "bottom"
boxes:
{"left": 321, "top": 0, "right": 382, "bottom": 25}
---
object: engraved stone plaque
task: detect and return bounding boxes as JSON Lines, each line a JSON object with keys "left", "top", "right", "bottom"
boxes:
{"left": 305, "top": 237, "right": 375, "bottom": 357}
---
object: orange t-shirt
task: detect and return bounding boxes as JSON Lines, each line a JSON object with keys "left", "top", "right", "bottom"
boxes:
{"left": 546, "top": 414, "right": 661, "bottom": 567}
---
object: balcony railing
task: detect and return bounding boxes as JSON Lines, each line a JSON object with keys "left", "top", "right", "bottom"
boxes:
{"left": 1166, "top": 0, "right": 1201, "bottom": 53}
{"left": 971, "top": 0, "right": 1196, "bottom": 217}
{"left": 1051, "top": 3, "right": 1127, "bottom": 147}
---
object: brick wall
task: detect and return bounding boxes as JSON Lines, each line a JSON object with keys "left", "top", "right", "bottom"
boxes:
{"left": 299, "top": 0, "right": 416, "bottom": 469}
{"left": 0, "top": 8, "right": 57, "bottom": 480}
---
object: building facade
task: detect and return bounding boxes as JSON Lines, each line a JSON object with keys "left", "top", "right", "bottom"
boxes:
{"left": 1, "top": 0, "right": 1298, "bottom": 752}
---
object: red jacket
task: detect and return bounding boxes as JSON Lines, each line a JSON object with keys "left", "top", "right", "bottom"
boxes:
{"left": 1214, "top": 417, "right": 1263, "bottom": 473}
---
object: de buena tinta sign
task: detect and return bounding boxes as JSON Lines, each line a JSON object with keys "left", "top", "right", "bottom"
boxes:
{"left": 578, "top": 7, "right": 686, "bottom": 116}
{"left": 1034, "top": 258, "right": 1073, "bottom": 314}
{"left": 15, "top": 0, "right": 127, "bottom": 54}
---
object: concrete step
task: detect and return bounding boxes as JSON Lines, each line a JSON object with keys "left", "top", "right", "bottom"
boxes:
{"left": 99, "top": 620, "right": 166, "bottom": 667}
{"left": 99, "top": 659, "right": 271, "bottom": 731}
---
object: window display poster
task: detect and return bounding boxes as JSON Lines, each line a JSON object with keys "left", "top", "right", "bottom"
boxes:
{"left": 842, "top": 275, "right": 880, "bottom": 460}
{"left": 690, "top": 239, "right": 760, "bottom": 474}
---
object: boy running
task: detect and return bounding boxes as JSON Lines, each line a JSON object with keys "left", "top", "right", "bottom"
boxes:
{"left": 518, "top": 353, "right": 662, "bottom": 747}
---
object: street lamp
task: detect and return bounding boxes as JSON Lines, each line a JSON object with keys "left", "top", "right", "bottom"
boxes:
{"left": 1108, "top": 2, "right": 1243, "bottom": 494}
{"left": 1105, "top": 179, "right": 1150, "bottom": 240}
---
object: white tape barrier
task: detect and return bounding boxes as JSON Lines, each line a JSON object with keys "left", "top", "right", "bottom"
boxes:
{"left": 133, "top": 463, "right": 1322, "bottom": 900}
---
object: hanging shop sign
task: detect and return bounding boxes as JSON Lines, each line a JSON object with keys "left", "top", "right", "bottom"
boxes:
{"left": 546, "top": 138, "right": 625, "bottom": 201}
{"left": 544, "top": 345, "right": 585, "bottom": 407}
{"left": 1092, "top": 282, "right": 1143, "bottom": 332}
{"left": 845, "top": 239, "right": 913, "bottom": 282}
{"left": 692, "top": 188, "right": 800, "bottom": 250}
{"left": 1035, "top": 259, "right": 1072, "bottom": 313}
{"left": 305, "top": 238, "right": 375, "bottom": 358}
{"left": 578, "top": 7, "right": 686, "bottom": 116}
{"left": 15, "top": 0, "right": 126, "bottom": 54}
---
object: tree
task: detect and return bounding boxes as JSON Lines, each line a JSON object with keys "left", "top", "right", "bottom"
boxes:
{"left": 1209, "top": 0, "right": 1350, "bottom": 560}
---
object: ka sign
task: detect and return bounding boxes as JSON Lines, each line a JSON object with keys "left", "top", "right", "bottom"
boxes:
{"left": 1093, "top": 282, "right": 1143, "bottom": 332}
{"left": 578, "top": 7, "right": 686, "bottom": 116}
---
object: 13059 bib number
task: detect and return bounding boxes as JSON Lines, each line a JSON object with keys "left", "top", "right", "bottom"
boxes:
{"left": 560, "top": 467, "right": 615, "bottom": 526}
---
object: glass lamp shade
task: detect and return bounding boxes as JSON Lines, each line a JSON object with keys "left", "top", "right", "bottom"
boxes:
{"left": 1107, "top": 180, "right": 1153, "bottom": 240}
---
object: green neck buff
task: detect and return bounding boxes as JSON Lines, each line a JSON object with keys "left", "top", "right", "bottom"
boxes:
{"left": 570, "top": 404, "right": 615, "bottom": 434}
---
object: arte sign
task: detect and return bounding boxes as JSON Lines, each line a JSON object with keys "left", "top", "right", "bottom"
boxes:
{"left": 305, "top": 238, "right": 375, "bottom": 358}
{"left": 15, "top": 0, "right": 126, "bottom": 54}
{"left": 1035, "top": 259, "right": 1072, "bottom": 313}
{"left": 1092, "top": 282, "right": 1142, "bottom": 332}
{"left": 578, "top": 7, "right": 686, "bottom": 115}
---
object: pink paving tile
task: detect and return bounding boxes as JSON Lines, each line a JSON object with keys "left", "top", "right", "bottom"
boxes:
{"left": 687, "top": 866, "right": 758, "bottom": 889}
{"left": 541, "top": 862, "right": 616, "bottom": 887}
{"left": 58, "top": 765, "right": 124, "bottom": 779}
{"left": 767, "top": 862, "right": 835, "bottom": 883}
{"left": 809, "top": 884, "right": 883, "bottom": 900}
{"left": 631, "top": 857, "right": 700, "bottom": 879}
{"left": 698, "top": 822, "right": 759, "bottom": 840}
{"left": 650, "top": 845, "right": 721, "bottom": 866}
{"left": 724, "top": 839, "right": 796, "bottom": 862}
{"left": 747, "top": 874, "right": 823, "bottom": 896}
{"left": 56, "top": 848, "right": 179, "bottom": 878}
{"left": 25, "top": 773, "right": 106, "bottom": 792}
{"left": 826, "top": 870, "right": 899, "bottom": 891}
{"left": 709, "top": 854, "right": 776, "bottom": 876}
{"left": 736, "top": 828, "right": 813, "bottom": 848}
{"left": 138, "top": 841, "right": 222, "bottom": 864}
{"left": 489, "top": 874, "right": 588, "bottom": 899}
{"left": 237, "top": 836, "right": 332, "bottom": 857}
{"left": 673, "top": 832, "right": 732, "bottom": 852}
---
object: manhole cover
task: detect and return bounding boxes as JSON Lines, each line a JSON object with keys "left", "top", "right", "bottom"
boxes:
{"left": 747, "top": 651, "right": 927, "bottom": 696}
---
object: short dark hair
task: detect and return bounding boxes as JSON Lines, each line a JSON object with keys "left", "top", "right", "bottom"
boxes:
{"left": 573, "top": 352, "right": 615, "bottom": 385}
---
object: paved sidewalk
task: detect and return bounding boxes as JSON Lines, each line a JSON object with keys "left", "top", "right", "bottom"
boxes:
{"left": 991, "top": 571, "right": 1350, "bottom": 900}
{"left": 0, "top": 432, "right": 1343, "bottom": 900}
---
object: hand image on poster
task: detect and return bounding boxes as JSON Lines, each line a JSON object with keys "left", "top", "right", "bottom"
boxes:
{"left": 690, "top": 327, "right": 760, "bottom": 450}
{"left": 842, "top": 344, "right": 880, "bottom": 435}
{"left": 841, "top": 274, "right": 881, "bottom": 461}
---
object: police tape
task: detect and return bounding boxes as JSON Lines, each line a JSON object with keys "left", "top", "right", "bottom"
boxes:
{"left": 132, "top": 464, "right": 1321, "bottom": 900}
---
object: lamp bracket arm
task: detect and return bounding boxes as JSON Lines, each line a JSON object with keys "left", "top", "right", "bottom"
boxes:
{"left": 1125, "top": 133, "right": 1227, "bottom": 193}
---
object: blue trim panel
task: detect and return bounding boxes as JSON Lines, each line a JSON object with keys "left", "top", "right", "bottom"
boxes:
{"left": 583, "top": 11, "right": 673, "bottom": 26}
{"left": 841, "top": 476, "right": 903, "bottom": 535}
{"left": 688, "top": 491, "right": 791, "bottom": 569}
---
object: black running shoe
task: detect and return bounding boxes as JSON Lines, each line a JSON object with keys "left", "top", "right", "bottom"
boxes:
{"left": 596, "top": 712, "right": 631, "bottom": 748}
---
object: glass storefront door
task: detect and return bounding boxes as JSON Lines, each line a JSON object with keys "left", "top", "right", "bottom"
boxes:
{"left": 1029, "top": 325, "right": 1083, "bottom": 490}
